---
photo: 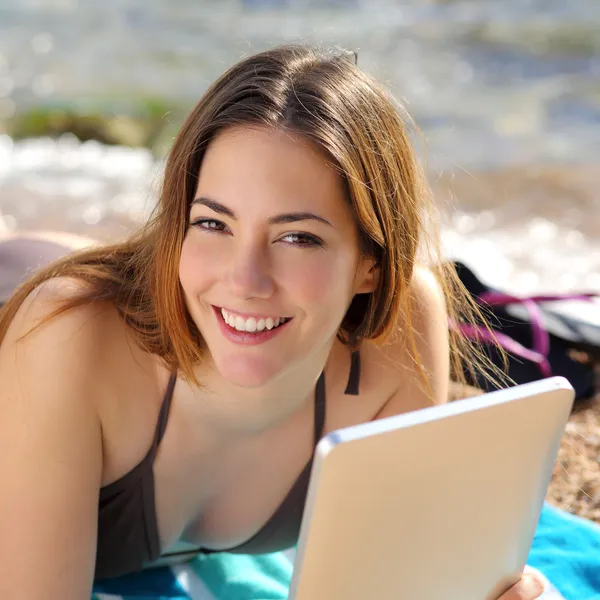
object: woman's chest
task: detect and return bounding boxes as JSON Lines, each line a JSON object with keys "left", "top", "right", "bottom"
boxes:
{"left": 151, "top": 371, "right": 393, "bottom": 554}
{"left": 151, "top": 394, "right": 314, "bottom": 552}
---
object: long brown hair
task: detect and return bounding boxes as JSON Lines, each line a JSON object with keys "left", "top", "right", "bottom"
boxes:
{"left": 0, "top": 44, "right": 498, "bottom": 390}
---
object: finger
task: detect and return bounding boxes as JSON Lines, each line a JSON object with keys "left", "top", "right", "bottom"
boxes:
{"left": 505, "top": 574, "right": 545, "bottom": 600}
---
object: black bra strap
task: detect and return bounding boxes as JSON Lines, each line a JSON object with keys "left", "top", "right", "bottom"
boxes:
{"left": 344, "top": 350, "right": 361, "bottom": 395}
{"left": 314, "top": 371, "right": 327, "bottom": 444}
{"left": 155, "top": 372, "right": 177, "bottom": 448}
{"left": 313, "top": 349, "right": 361, "bottom": 446}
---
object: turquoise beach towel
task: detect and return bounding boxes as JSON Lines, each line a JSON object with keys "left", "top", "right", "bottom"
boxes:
{"left": 529, "top": 504, "right": 600, "bottom": 600}
{"left": 93, "top": 503, "right": 600, "bottom": 600}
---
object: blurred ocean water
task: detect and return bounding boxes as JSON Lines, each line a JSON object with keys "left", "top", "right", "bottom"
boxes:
{"left": 0, "top": 0, "right": 599, "bottom": 294}
{"left": 1, "top": 0, "right": 600, "bottom": 167}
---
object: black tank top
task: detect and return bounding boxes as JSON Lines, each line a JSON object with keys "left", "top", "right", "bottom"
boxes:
{"left": 95, "top": 350, "right": 362, "bottom": 580}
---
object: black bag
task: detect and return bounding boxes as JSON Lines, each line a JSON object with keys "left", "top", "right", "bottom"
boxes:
{"left": 453, "top": 261, "right": 599, "bottom": 403}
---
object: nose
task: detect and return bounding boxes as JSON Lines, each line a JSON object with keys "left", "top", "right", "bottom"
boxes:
{"left": 226, "top": 242, "right": 276, "bottom": 300}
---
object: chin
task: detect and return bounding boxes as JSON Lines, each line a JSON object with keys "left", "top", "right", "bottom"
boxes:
{"left": 194, "top": 304, "right": 299, "bottom": 389}
{"left": 213, "top": 356, "right": 281, "bottom": 389}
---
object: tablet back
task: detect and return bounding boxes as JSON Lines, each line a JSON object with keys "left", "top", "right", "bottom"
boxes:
{"left": 289, "top": 377, "right": 574, "bottom": 600}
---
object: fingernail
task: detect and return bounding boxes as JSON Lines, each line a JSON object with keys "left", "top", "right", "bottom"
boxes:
{"left": 519, "top": 574, "right": 544, "bottom": 598}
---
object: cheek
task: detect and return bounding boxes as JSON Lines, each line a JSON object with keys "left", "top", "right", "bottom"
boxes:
{"left": 280, "top": 252, "right": 356, "bottom": 309}
{"left": 178, "top": 248, "right": 193, "bottom": 294}
{"left": 178, "top": 236, "right": 214, "bottom": 295}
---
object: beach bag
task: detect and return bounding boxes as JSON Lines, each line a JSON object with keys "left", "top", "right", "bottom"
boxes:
{"left": 453, "top": 261, "right": 600, "bottom": 403}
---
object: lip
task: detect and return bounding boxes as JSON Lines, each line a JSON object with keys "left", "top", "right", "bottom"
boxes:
{"left": 212, "top": 306, "right": 292, "bottom": 346}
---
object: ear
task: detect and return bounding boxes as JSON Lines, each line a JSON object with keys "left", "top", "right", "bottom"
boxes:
{"left": 354, "top": 257, "right": 380, "bottom": 295}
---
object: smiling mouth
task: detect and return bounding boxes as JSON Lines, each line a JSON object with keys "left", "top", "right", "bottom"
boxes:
{"left": 218, "top": 307, "right": 292, "bottom": 333}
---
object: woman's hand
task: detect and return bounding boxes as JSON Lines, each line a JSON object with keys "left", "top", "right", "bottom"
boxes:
{"left": 498, "top": 572, "right": 545, "bottom": 600}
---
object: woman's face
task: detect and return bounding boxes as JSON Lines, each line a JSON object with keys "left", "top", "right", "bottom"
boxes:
{"left": 179, "top": 125, "right": 376, "bottom": 388}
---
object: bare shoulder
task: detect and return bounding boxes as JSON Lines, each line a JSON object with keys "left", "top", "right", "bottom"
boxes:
{"left": 3, "top": 276, "right": 109, "bottom": 363}
{"left": 1, "top": 275, "right": 161, "bottom": 420}
{"left": 409, "top": 263, "right": 446, "bottom": 312}
{"left": 2, "top": 276, "right": 121, "bottom": 369}
{"left": 0, "top": 275, "right": 107, "bottom": 443}
{"left": 361, "top": 264, "right": 450, "bottom": 417}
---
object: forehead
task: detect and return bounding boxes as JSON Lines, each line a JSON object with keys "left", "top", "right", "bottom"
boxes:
{"left": 195, "top": 126, "right": 347, "bottom": 212}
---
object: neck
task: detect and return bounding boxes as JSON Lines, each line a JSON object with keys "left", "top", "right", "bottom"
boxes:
{"left": 185, "top": 341, "right": 336, "bottom": 437}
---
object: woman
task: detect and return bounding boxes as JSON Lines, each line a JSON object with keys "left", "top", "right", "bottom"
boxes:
{"left": 0, "top": 45, "right": 544, "bottom": 599}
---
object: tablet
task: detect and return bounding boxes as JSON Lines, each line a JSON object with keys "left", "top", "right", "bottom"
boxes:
{"left": 289, "top": 377, "right": 575, "bottom": 600}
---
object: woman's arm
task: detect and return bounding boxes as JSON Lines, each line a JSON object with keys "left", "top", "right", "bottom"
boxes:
{"left": 0, "top": 281, "right": 104, "bottom": 599}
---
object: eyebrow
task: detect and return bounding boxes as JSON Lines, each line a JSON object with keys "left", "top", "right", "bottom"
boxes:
{"left": 192, "top": 197, "right": 333, "bottom": 228}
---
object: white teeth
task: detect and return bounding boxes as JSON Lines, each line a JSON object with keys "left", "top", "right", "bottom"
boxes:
{"left": 220, "top": 309, "right": 288, "bottom": 333}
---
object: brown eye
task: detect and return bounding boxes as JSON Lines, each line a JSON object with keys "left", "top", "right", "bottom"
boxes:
{"left": 191, "top": 219, "right": 228, "bottom": 232}
{"left": 279, "top": 232, "right": 324, "bottom": 248}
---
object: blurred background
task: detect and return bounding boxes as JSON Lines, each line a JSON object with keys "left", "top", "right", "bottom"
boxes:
{"left": 0, "top": 0, "right": 599, "bottom": 295}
